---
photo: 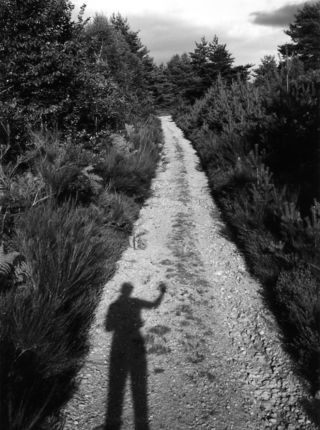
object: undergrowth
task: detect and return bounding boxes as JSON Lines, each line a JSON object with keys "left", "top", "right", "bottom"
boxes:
{"left": 0, "top": 115, "right": 162, "bottom": 429}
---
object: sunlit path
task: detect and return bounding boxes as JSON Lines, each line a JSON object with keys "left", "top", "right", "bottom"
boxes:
{"left": 64, "top": 116, "right": 314, "bottom": 430}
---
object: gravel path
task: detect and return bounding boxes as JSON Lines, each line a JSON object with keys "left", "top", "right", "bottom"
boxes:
{"left": 64, "top": 116, "right": 316, "bottom": 430}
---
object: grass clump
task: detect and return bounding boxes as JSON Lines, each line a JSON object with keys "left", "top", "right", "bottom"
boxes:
{"left": 0, "top": 202, "right": 120, "bottom": 429}
{"left": 97, "top": 116, "right": 161, "bottom": 201}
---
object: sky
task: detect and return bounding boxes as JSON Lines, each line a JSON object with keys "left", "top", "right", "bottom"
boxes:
{"left": 72, "top": 0, "right": 310, "bottom": 67}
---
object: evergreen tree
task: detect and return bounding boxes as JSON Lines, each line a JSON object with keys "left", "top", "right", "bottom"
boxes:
{"left": 190, "top": 37, "right": 209, "bottom": 76}
{"left": 85, "top": 14, "right": 133, "bottom": 89}
{"left": 151, "top": 63, "right": 175, "bottom": 107}
{"left": 253, "top": 55, "right": 278, "bottom": 86}
{"left": 278, "top": 1, "right": 320, "bottom": 70}
{"left": 166, "top": 53, "right": 200, "bottom": 103}
{"left": 109, "top": 13, "right": 156, "bottom": 98}
{"left": 189, "top": 35, "right": 237, "bottom": 97}
{"left": 206, "top": 36, "right": 234, "bottom": 81}
{"left": 110, "top": 13, "right": 148, "bottom": 59}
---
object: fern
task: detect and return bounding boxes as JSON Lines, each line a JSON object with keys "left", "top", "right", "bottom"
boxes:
{"left": 14, "top": 259, "right": 34, "bottom": 288}
{"left": 0, "top": 163, "right": 8, "bottom": 204}
{"left": 81, "top": 165, "right": 103, "bottom": 195}
{"left": 0, "top": 243, "right": 19, "bottom": 281}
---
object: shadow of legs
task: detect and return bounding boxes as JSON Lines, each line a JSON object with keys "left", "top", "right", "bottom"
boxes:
{"left": 131, "top": 335, "right": 149, "bottom": 430}
{"left": 105, "top": 340, "right": 128, "bottom": 430}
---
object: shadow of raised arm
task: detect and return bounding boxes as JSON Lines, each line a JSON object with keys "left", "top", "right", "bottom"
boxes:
{"left": 137, "top": 282, "right": 167, "bottom": 309}
{"left": 105, "top": 282, "right": 167, "bottom": 332}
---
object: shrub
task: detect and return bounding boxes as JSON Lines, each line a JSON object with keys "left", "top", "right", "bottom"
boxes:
{"left": 176, "top": 67, "right": 320, "bottom": 388}
{"left": 280, "top": 200, "right": 320, "bottom": 265}
{"left": 0, "top": 201, "right": 121, "bottom": 429}
{"left": 97, "top": 116, "right": 161, "bottom": 200}
{"left": 97, "top": 190, "right": 140, "bottom": 233}
{"left": 275, "top": 266, "right": 320, "bottom": 384}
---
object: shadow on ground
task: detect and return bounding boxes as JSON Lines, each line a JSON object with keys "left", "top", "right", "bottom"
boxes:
{"left": 94, "top": 282, "right": 166, "bottom": 430}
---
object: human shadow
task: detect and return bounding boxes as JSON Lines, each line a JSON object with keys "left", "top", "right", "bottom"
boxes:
{"left": 103, "top": 282, "right": 166, "bottom": 430}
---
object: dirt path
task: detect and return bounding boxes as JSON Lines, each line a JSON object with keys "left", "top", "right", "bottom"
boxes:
{"left": 64, "top": 116, "right": 316, "bottom": 430}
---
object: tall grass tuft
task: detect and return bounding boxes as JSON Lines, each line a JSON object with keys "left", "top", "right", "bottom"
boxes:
{"left": 0, "top": 201, "right": 121, "bottom": 429}
{"left": 97, "top": 116, "right": 161, "bottom": 200}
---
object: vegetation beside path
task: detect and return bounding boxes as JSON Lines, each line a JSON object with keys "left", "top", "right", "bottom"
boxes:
{"left": 0, "top": 1, "right": 162, "bottom": 428}
{"left": 173, "top": 1, "right": 320, "bottom": 400}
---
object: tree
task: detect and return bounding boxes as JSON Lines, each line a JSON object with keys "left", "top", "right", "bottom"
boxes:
{"left": 0, "top": 0, "right": 85, "bottom": 106}
{"left": 165, "top": 53, "right": 200, "bottom": 103}
{"left": 0, "top": 5, "right": 157, "bottom": 148}
{"left": 110, "top": 13, "right": 148, "bottom": 59}
{"left": 253, "top": 55, "right": 278, "bottom": 86}
{"left": 190, "top": 37, "right": 209, "bottom": 75}
{"left": 108, "top": 13, "right": 156, "bottom": 101}
{"left": 189, "top": 35, "right": 238, "bottom": 97}
{"left": 150, "top": 64, "right": 174, "bottom": 107}
{"left": 160, "top": 35, "right": 251, "bottom": 105}
{"left": 0, "top": 0, "right": 87, "bottom": 146}
{"left": 85, "top": 15, "right": 131, "bottom": 87}
{"left": 206, "top": 36, "right": 234, "bottom": 81}
{"left": 279, "top": 2, "right": 320, "bottom": 70}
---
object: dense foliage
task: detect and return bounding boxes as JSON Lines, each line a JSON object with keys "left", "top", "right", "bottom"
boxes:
{"left": 174, "top": 1, "right": 320, "bottom": 393}
{"left": 155, "top": 35, "right": 251, "bottom": 107}
{"left": 279, "top": 2, "right": 320, "bottom": 70}
{"left": 0, "top": 2, "right": 156, "bottom": 160}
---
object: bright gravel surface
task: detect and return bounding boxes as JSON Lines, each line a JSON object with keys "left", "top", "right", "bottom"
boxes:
{"left": 64, "top": 116, "right": 316, "bottom": 430}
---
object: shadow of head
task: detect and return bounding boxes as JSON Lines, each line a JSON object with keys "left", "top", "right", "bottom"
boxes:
{"left": 105, "top": 282, "right": 137, "bottom": 332}
{"left": 120, "top": 282, "right": 134, "bottom": 297}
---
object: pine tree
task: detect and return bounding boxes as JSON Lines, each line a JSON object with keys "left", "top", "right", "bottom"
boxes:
{"left": 165, "top": 53, "right": 200, "bottom": 103}
{"left": 278, "top": 2, "right": 320, "bottom": 70}
{"left": 189, "top": 35, "right": 236, "bottom": 97}
{"left": 206, "top": 36, "right": 234, "bottom": 81}
{"left": 254, "top": 55, "right": 278, "bottom": 86}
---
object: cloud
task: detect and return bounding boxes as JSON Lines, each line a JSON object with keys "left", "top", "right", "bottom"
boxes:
{"left": 126, "top": 13, "right": 290, "bottom": 67}
{"left": 79, "top": 10, "right": 292, "bottom": 67}
{"left": 127, "top": 14, "right": 217, "bottom": 63}
{"left": 127, "top": 14, "right": 263, "bottom": 64}
{"left": 250, "top": 2, "right": 307, "bottom": 27}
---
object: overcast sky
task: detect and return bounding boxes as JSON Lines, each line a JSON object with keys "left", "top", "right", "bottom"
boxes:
{"left": 73, "top": 0, "right": 309, "bottom": 66}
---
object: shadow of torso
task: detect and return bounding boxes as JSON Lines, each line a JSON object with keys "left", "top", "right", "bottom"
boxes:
{"left": 104, "top": 296, "right": 154, "bottom": 430}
